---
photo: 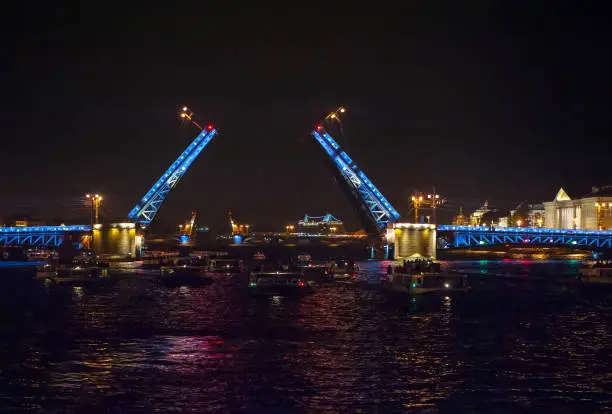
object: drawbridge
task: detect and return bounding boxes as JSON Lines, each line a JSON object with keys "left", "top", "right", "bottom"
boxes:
{"left": 5, "top": 106, "right": 400, "bottom": 247}
{"left": 128, "top": 106, "right": 399, "bottom": 234}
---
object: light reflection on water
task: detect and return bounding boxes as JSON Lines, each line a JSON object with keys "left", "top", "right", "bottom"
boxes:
{"left": 0, "top": 260, "right": 610, "bottom": 412}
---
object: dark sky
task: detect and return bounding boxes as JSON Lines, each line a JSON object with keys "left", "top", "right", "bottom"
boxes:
{"left": 1, "top": 3, "right": 610, "bottom": 231}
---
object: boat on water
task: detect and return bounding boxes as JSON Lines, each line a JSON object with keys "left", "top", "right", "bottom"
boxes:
{"left": 248, "top": 270, "right": 314, "bottom": 295}
{"left": 296, "top": 253, "right": 311, "bottom": 264}
{"left": 159, "top": 265, "right": 213, "bottom": 287}
{"left": 208, "top": 258, "right": 244, "bottom": 272}
{"left": 383, "top": 272, "right": 469, "bottom": 294}
{"left": 252, "top": 252, "right": 266, "bottom": 261}
{"left": 36, "top": 263, "right": 114, "bottom": 286}
{"left": 578, "top": 260, "right": 612, "bottom": 284}
{"left": 328, "top": 257, "right": 359, "bottom": 274}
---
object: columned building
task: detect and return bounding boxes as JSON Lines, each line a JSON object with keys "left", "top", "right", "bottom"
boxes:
{"left": 543, "top": 186, "right": 612, "bottom": 230}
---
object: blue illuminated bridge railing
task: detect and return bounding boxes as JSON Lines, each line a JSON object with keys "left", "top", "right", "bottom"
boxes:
{"left": 128, "top": 126, "right": 218, "bottom": 226}
{"left": 437, "top": 225, "right": 612, "bottom": 248}
{"left": 0, "top": 225, "right": 91, "bottom": 247}
{"left": 311, "top": 126, "right": 400, "bottom": 231}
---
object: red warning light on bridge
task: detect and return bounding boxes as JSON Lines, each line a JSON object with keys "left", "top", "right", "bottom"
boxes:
{"left": 207, "top": 124, "right": 214, "bottom": 130}
{"left": 316, "top": 124, "right": 322, "bottom": 131}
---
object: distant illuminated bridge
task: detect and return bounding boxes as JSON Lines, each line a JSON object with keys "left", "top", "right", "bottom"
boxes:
{"left": 437, "top": 225, "right": 612, "bottom": 249}
{"left": 0, "top": 225, "right": 91, "bottom": 247}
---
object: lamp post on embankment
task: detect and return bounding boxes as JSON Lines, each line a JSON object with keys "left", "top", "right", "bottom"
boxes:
{"left": 85, "top": 193, "right": 102, "bottom": 250}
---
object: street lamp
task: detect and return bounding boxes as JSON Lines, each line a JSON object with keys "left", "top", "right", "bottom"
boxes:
{"left": 180, "top": 106, "right": 205, "bottom": 131}
{"left": 85, "top": 193, "right": 103, "bottom": 225}
{"left": 324, "top": 107, "right": 347, "bottom": 136}
{"left": 516, "top": 219, "right": 522, "bottom": 227}
{"left": 325, "top": 106, "right": 346, "bottom": 121}
{"left": 411, "top": 194, "right": 424, "bottom": 223}
{"left": 426, "top": 189, "right": 444, "bottom": 224}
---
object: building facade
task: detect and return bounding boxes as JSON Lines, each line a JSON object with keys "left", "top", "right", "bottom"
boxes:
{"left": 469, "top": 201, "right": 491, "bottom": 225}
{"left": 543, "top": 186, "right": 612, "bottom": 230}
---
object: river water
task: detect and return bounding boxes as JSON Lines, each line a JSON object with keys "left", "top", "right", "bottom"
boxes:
{"left": 0, "top": 260, "right": 611, "bottom": 413}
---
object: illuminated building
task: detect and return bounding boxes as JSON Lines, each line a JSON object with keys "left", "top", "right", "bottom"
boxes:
{"left": 469, "top": 201, "right": 492, "bottom": 225}
{"left": 297, "top": 213, "right": 344, "bottom": 234}
{"left": 452, "top": 207, "right": 466, "bottom": 225}
{"left": 1, "top": 215, "right": 45, "bottom": 227}
{"left": 543, "top": 186, "right": 612, "bottom": 230}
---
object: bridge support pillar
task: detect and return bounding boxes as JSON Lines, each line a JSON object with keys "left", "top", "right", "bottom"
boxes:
{"left": 387, "top": 223, "right": 436, "bottom": 260}
{"left": 92, "top": 223, "right": 143, "bottom": 259}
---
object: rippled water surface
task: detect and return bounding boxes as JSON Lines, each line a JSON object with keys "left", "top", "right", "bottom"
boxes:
{"left": 1, "top": 260, "right": 611, "bottom": 413}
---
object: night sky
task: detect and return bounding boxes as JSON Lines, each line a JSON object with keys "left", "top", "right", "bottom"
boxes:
{"left": 1, "top": 3, "right": 610, "bottom": 231}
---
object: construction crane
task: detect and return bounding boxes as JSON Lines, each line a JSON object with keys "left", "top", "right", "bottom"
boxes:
{"left": 178, "top": 211, "right": 199, "bottom": 245}
{"left": 228, "top": 209, "right": 250, "bottom": 237}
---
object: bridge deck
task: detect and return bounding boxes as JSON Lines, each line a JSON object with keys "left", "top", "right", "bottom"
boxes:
{"left": 437, "top": 225, "right": 612, "bottom": 248}
{"left": 0, "top": 225, "right": 90, "bottom": 247}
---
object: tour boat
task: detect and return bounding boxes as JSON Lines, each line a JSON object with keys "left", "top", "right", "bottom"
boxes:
{"left": 252, "top": 252, "right": 266, "bottom": 261}
{"left": 296, "top": 253, "right": 312, "bottom": 263}
{"left": 578, "top": 261, "right": 612, "bottom": 284}
{"left": 328, "top": 257, "right": 359, "bottom": 274}
{"left": 208, "top": 258, "right": 244, "bottom": 272}
{"left": 383, "top": 272, "right": 469, "bottom": 294}
{"left": 248, "top": 270, "right": 314, "bottom": 295}
{"left": 159, "top": 265, "right": 213, "bottom": 287}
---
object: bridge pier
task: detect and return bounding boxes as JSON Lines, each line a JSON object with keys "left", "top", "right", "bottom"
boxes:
{"left": 386, "top": 223, "right": 437, "bottom": 260}
{"left": 92, "top": 223, "right": 143, "bottom": 259}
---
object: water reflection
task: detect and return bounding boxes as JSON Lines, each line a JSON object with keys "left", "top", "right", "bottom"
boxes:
{"left": 0, "top": 261, "right": 610, "bottom": 412}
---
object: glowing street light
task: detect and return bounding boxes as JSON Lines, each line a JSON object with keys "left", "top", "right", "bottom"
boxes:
{"left": 179, "top": 105, "right": 207, "bottom": 131}
{"left": 325, "top": 106, "right": 347, "bottom": 121}
{"left": 85, "top": 193, "right": 103, "bottom": 225}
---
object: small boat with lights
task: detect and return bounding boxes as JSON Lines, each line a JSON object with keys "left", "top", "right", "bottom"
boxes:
{"left": 578, "top": 261, "right": 612, "bottom": 284}
{"left": 252, "top": 252, "right": 266, "bottom": 261}
{"left": 296, "top": 253, "right": 312, "bottom": 264}
{"left": 37, "top": 263, "right": 115, "bottom": 286}
{"left": 327, "top": 257, "right": 359, "bottom": 279}
{"left": 208, "top": 258, "right": 244, "bottom": 272}
{"left": 159, "top": 265, "right": 213, "bottom": 287}
{"left": 248, "top": 270, "right": 314, "bottom": 295}
{"left": 383, "top": 272, "right": 469, "bottom": 294}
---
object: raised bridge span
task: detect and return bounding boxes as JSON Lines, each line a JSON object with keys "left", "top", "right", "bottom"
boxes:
{"left": 2, "top": 107, "right": 401, "bottom": 249}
